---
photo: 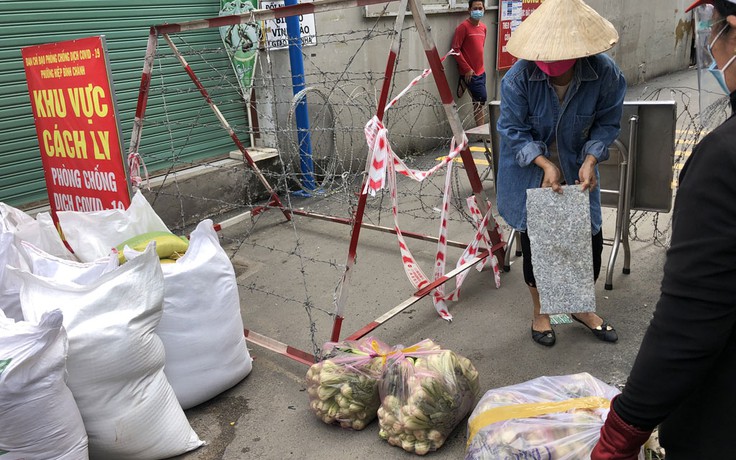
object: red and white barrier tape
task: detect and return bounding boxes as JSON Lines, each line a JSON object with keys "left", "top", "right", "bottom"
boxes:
{"left": 363, "top": 53, "right": 501, "bottom": 321}
{"left": 127, "top": 152, "right": 150, "bottom": 191}
{"left": 384, "top": 50, "right": 457, "bottom": 113}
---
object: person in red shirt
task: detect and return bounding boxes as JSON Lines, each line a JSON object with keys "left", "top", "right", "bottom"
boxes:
{"left": 452, "top": 0, "right": 487, "bottom": 127}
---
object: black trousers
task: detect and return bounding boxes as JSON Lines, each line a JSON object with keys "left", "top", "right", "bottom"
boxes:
{"left": 519, "top": 230, "right": 604, "bottom": 288}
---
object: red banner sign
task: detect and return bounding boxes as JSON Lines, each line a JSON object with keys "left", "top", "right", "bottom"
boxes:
{"left": 22, "top": 36, "right": 130, "bottom": 214}
{"left": 496, "top": 0, "right": 544, "bottom": 71}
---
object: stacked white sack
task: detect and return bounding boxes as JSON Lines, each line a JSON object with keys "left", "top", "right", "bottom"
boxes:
{"left": 20, "top": 240, "right": 118, "bottom": 282}
{"left": 123, "top": 219, "right": 252, "bottom": 408}
{"left": 0, "top": 233, "right": 27, "bottom": 322}
{"left": 1, "top": 236, "right": 118, "bottom": 322}
{"left": 56, "top": 190, "right": 169, "bottom": 262}
{"left": 0, "top": 309, "right": 88, "bottom": 459}
{"left": 12, "top": 245, "right": 203, "bottom": 459}
{"left": 0, "top": 202, "right": 74, "bottom": 260}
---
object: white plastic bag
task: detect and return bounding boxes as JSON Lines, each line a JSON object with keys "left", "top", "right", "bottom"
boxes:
{"left": 465, "top": 373, "right": 644, "bottom": 460}
{"left": 14, "top": 245, "right": 203, "bottom": 459}
{"left": 0, "top": 203, "right": 74, "bottom": 260}
{"left": 124, "top": 219, "right": 252, "bottom": 409}
{"left": 0, "top": 309, "right": 88, "bottom": 459}
{"left": 56, "top": 190, "right": 169, "bottom": 262}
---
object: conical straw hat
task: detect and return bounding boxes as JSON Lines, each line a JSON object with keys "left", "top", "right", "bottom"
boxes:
{"left": 506, "top": 0, "right": 619, "bottom": 61}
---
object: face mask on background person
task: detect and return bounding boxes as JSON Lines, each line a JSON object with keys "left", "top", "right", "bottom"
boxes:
{"left": 707, "top": 23, "right": 736, "bottom": 94}
{"left": 535, "top": 59, "right": 577, "bottom": 77}
{"left": 470, "top": 9, "right": 484, "bottom": 20}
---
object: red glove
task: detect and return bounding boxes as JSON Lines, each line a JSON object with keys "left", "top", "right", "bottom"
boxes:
{"left": 591, "top": 396, "right": 652, "bottom": 460}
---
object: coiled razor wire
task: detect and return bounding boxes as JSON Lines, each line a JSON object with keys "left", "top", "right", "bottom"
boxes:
{"left": 136, "top": 22, "right": 704, "bottom": 355}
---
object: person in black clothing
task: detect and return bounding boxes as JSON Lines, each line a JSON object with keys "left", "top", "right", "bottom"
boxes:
{"left": 591, "top": 0, "right": 736, "bottom": 458}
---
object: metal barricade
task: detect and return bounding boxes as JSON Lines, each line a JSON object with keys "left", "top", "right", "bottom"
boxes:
{"left": 487, "top": 100, "right": 676, "bottom": 290}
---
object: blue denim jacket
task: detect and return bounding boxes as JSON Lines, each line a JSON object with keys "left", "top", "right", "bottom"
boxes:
{"left": 496, "top": 54, "right": 626, "bottom": 233}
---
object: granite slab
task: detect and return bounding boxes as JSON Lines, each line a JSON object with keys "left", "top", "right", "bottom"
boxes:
{"left": 526, "top": 185, "right": 596, "bottom": 314}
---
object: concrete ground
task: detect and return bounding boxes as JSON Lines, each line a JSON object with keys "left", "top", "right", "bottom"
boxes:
{"left": 171, "top": 68, "right": 700, "bottom": 460}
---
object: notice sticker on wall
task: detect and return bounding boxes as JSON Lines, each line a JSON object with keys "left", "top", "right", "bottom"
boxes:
{"left": 261, "top": 0, "right": 317, "bottom": 50}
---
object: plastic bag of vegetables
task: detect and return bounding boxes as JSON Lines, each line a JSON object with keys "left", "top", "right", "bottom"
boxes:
{"left": 306, "top": 337, "right": 392, "bottom": 430}
{"left": 465, "top": 372, "right": 644, "bottom": 460}
{"left": 377, "top": 339, "right": 480, "bottom": 455}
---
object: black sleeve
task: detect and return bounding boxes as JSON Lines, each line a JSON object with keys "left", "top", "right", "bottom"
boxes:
{"left": 613, "top": 125, "right": 736, "bottom": 429}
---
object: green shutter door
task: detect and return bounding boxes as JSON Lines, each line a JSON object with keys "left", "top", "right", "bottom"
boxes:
{"left": 0, "top": 0, "right": 248, "bottom": 208}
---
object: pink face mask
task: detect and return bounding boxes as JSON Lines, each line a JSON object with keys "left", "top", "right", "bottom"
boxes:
{"left": 535, "top": 59, "right": 577, "bottom": 77}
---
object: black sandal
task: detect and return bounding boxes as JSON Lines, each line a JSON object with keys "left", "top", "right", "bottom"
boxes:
{"left": 531, "top": 326, "right": 556, "bottom": 347}
{"left": 571, "top": 315, "right": 618, "bottom": 343}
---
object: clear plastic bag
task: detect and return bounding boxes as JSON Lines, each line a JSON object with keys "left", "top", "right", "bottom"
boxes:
{"left": 306, "top": 337, "right": 392, "bottom": 430}
{"left": 378, "top": 339, "right": 480, "bottom": 455}
{"left": 465, "top": 372, "right": 644, "bottom": 460}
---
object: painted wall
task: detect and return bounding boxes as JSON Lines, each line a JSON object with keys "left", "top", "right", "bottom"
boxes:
{"left": 253, "top": 1, "right": 694, "bottom": 162}
{"left": 597, "top": 0, "right": 694, "bottom": 85}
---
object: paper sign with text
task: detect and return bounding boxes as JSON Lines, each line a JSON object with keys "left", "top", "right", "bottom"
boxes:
{"left": 261, "top": 0, "right": 317, "bottom": 50}
{"left": 496, "top": 0, "right": 543, "bottom": 71}
{"left": 22, "top": 36, "right": 130, "bottom": 215}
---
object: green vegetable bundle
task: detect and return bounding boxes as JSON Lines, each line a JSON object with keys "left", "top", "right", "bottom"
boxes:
{"left": 377, "top": 340, "right": 480, "bottom": 455}
{"left": 305, "top": 337, "right": 391, "bottom": 430}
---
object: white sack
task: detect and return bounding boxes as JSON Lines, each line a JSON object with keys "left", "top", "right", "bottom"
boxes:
{"left": 124, "top": 219, "right": 252, "bottom": 409}
{"left": 0, "top": 203, "right": 74, "bottom": 260}
{"left": 20, "top": 240, "right": 118, "bottom": 283}
{"left": 0, "top": 309, "right": 88, "bottom": 459}
{"left": 56, "top": 191, "right": 168, "bottom": 262}
{"left": 0, "top": 202, "right": 34, "bottom": 231}
{"left": 1, "top": 238, "right": 118, "bottom": 322}
{"left": 14, "top": 245, "right": 203, "bottom": 460}
{"left": 0, "top": 233, "right": 27, "bottom": 322}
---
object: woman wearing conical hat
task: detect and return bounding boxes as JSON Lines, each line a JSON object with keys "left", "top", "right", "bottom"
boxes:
{"left": 495, "top": 0, "right": 626, "bottom": 347}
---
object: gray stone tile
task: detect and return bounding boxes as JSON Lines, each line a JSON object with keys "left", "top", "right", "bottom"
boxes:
{"left": 526, "top": 185, "right": 596, "bottom": 314}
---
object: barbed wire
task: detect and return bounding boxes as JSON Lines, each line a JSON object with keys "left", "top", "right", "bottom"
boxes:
{"left": 137, "top": 23, "right": 699, "bottom": 357}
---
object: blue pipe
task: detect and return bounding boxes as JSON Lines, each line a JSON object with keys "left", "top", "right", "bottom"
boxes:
{"left": 284, "top": 0, "right": 316, "bottom": 193}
